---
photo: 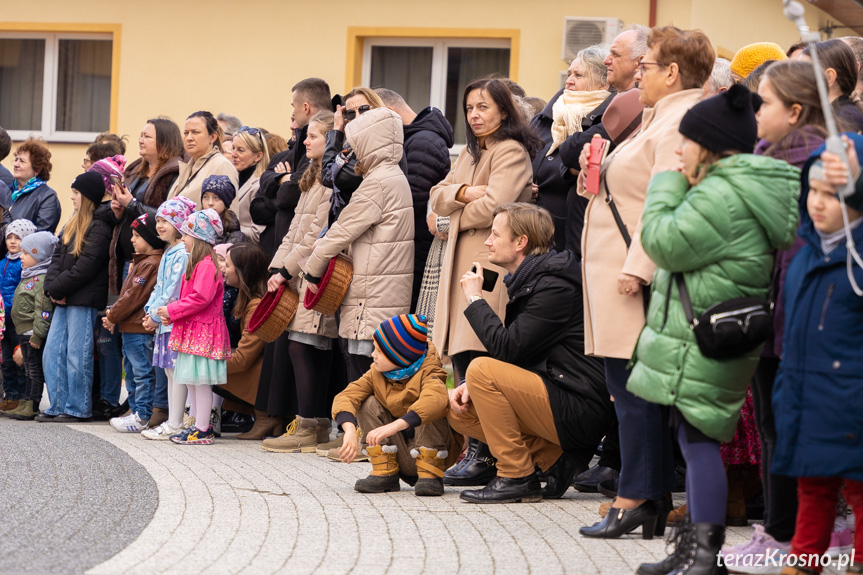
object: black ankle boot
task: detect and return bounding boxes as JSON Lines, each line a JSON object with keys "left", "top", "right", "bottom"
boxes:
{"left": 579, "top": 500, "right": 659, "bottom": 540}
{"left": 443, "top": 439, "right": 496, "bottom": 486}
{"left": 637, "top": 515, "right": 693, "bottom": 575}
{"left": 669, "top": 522, "right": 727, "bottom": 574}
{"left": 542, "top": 450, "right": 589, "bottom": 499}
{"left": 459, "top": 473, "right": 542, "bottom": 504}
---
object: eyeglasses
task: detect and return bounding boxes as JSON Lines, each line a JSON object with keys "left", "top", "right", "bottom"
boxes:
{"left": 344, "top": 105, "right": 371, "bottom": 121}
{"left": 637, "top": 61, "right": 666, "bottom": 73}
{"left": 238, "top": 126, "right": 262, "bottom": 139}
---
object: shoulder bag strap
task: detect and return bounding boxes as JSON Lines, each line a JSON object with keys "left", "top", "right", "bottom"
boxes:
{"left": 604, "top": 177, "right": 632, "bottom": 248}
{"left": 175, "top": 152, "right": 216, "bottom": 196}
{"left": 674, "top": 273, "right": 698, "bottom": 328}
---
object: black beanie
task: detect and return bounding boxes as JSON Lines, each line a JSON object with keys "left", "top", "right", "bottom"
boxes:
{"left": 71, "top": 172, "right": 107, "bottom": 205}
{"left": 679, "top": 84, "right": 763, "bottom": 154}
{"left": 130, "top": 213, "right": 166, "bottom": 250}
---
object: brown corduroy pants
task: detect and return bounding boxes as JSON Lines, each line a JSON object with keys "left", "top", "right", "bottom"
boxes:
{"left": 447, "top": 357, "right": 562, "bottom": 478}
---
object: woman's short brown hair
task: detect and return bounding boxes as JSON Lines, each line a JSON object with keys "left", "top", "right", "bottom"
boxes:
{"left": 492, "top": 203, "right": 555, "bottom": 256}
{"left": 15, "top": 138, "right": 53, "bottom": 181}
{"left": 648, "top": 27, "right": 716, "bottom": 90}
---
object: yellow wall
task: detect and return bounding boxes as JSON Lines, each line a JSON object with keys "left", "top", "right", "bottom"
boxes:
{"left": 0, "top": 0, "right": 844, "bottom": 221}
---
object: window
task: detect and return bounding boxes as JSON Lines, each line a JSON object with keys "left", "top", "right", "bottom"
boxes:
{"left": 0, "top": 32, "right": 113, "bottom": 142}
{"left": 362, "top": 38, "right": 511, "bottom": 147}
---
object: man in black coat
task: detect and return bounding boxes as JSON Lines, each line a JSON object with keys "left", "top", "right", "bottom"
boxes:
{"left": 251, "top": 78, "right": 331, "bottom": 259}
{"left": 448, "top": 203, "right": 613, "bottom": 503}
{"left": 377, "top": 89, "right": 454, "bottom": 311}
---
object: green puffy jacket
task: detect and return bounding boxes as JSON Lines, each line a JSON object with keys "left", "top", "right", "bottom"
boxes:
{"left": 626, "top": 155, "right": 799, "bottom": 441}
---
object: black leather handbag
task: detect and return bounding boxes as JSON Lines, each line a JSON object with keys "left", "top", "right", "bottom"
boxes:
{"left": 674, "top": 273, "right": 773, "bottom": 360}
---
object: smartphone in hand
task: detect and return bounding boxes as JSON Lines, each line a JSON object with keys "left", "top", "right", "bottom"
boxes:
{"left": 586, "top": 137, "right": 610, "bottom": 195}
{"left": 470, "top": 265, "right": 500, "bottom": 292}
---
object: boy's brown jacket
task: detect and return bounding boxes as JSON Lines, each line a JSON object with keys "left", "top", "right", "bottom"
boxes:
{"left": 106, "top": 250, "right": 163, "bottom": 333}
{"left": 332, "top": 342, "right": 448, "bottom": 429}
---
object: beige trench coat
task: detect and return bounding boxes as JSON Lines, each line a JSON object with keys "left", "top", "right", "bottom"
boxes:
{"left": 429, "top": 138, "right": 533, "bottom": 356}
{"left": 303, "top": 108, "right": 414, "bottom": 341}
{"left": 579, "top": 88, "right": 703, "bottom": 359}
{"left": 271, "top": 180, "right": 338, "bottom": 339}
{"left": 167, "top": 146, "right": 238, "bottom": 209}
{"left": 236, "top": 175, "right": 265, "bottom": 244}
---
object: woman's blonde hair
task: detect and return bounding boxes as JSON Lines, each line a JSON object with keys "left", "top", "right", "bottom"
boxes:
{"left": 63, "top": 191, "right": 109, "bottom": 257}
{"left": 233, "top": 128, "right": 271, "bottom": 178}
{"left": 345, "top": 86, "right": 385, "bottom": 109}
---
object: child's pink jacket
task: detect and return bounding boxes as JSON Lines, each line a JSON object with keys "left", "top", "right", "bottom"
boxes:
{"left": 166, "top": 256, "right": 230, "bottom": 360}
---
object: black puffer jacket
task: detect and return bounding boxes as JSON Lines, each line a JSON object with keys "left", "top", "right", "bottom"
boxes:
{"left": 403, "top": 107, "right": 454, "bottom": 306}
{"left": 550, "top": 90, "right": 615, "bottom": 256}
{"left": 10, "top": 183, "right": 62, "bottom": 234}
{"left": 44, "top": 202, "right": 114, "bottom": 309}
{"left": 250, "top": 126, "right": 308, "bottom": 258}
{"left": 464, "top": 250, "right": 613, "bottom": 451}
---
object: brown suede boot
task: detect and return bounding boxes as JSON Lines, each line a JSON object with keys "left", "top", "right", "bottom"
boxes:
{"left": 149, "top": 407, "right": 169, "bottom": 428}
{"left": 236, "top": 410, "right": 284, "bottom": 441}
{"left": 0, "top": 398, "right": 19, "bottom": 412}
{"left": 355, "top": 445, "right": 400, "bottom": 493}
{"left": 668, "top": 503, "right": 688, "bottom": 526}
{"left": 261, "top": 416, "right": 328, "bottom": 453}
{"left": 726, "top": 465, "right": 749, "bottom": 526}
{"left": 599, "top": 498, "right": 615, "bottom": 518}
{"left": 412, "top": 447, "right": 447, "bottom": 496}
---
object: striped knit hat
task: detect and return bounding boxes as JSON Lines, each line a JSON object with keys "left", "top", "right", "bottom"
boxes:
{"left": 373, "top": 314, "right": 429, "bottom": 368}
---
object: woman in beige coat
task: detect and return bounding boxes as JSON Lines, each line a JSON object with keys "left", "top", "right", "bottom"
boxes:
{"left": 577, "top": 26, "right": 716, "bottom": 541}
{"left": 168, "top": 111, "right": 238, "bottom": 209}
{"left": 231, "top": 127, "right": 269, "bottom": 244}
{"left": 263, "top": 111, "right": 342, "bottom": 453}
{"left": 429, "top": 77, "right": 541, "bottom": 485}
{"left": 302, "top": 107, "right": 414, "bottom": 384}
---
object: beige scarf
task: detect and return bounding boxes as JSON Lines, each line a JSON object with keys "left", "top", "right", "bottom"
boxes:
{"left": 548, "top": 89, "right": 611, "bottom": 155}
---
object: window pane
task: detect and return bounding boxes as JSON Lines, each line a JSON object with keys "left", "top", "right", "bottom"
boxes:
{"left": 445, "top": 47, "right": 510, "bottom": 145}
{"left": 56, "top": 39, "right": 112, "bottom": 133}
{"left": 370, "top": 46, "right": 432, "bottom": 112}
{"left": 0, "top": 39, "right": 45, "bottom": 131}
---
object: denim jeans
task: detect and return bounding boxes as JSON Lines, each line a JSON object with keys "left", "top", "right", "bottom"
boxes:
{"left": 154, "top": 367, "right": 168, "bottom": 410}
{"left": 44, "top": 306, "right": 98, "bottom": 418}
{"left": 1, "top": 317, "right": 27, "bottom": 399}
{"left": 122, "top": 332, "right": 155, "bottom": 421}
{"left": 97, "top": 325, "right": 123, "bottom": 405}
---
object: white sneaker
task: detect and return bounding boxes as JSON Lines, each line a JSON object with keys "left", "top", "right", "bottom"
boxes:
{"left": 141, "top": 421, "right": 182, "bottom": 440}
{"left": 110, "top": 412, "right": 150, "bottom": 433}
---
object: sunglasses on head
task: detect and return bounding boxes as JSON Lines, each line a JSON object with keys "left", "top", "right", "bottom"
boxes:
{"left": 238, "top": 126, "right": 262, "bottom": 139}
{"left": 344, "top": 105, "right": 371, "bottom": 121}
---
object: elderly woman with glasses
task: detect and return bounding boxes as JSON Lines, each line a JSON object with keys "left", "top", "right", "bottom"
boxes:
{"left": 322, "top": 87, "right": 407, "bottom": 226}
{"left": 575, "top": 26, "right": 716, "bottom": 542}
{"left": 231, "top": 126, "right": 270, "bottom": 244}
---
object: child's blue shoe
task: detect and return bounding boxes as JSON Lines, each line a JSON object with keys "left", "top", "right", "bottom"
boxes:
{"left": 170, "top": 426, "right": 215, "bottom": 445}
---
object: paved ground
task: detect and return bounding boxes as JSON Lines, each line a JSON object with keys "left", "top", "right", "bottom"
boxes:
{"left": 0, "top": 417, "right": 846, "bottom": 575}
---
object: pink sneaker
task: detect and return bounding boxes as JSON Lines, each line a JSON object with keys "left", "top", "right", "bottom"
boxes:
{"left": 721, "top": 524, "right": 791, "bottom": 574}
{"left": 827, "top": 527, "right": 853, "bottom": 558}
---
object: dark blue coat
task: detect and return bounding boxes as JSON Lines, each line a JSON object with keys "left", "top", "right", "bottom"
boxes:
{"left": 772, "top": 139, "right": 863, "bottom": 481}
{"left": 0, "top": 255, "right": 22, "bottom": 311}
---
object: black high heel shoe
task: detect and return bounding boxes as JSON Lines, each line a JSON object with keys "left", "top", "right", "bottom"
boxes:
{"left": 579, "top": 500, "right": 659, "bottom": 540}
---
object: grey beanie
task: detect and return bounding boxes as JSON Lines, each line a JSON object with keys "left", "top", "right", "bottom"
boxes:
{"left": 20, "top": 231, "right": 59, "bottom": 264}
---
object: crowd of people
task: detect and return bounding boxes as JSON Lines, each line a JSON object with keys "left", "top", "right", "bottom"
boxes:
{"left": 1, "top": 22, "right": 863, "bottom": 575}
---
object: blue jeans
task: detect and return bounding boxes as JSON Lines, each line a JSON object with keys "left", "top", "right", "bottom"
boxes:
{"left": 44, "top": 306, "right": 98, "bottom": 418}
{"left": 122, "top": 332, "right": 155, "bottom": 421}
{"left": 154, "top": 367, "right": 168, "bottom": 410}
{"left": 97, "top": 325, "right": 123, "bottom": 405}
{"left": 605, "top": 357, "right": 676, "bottom": 501}
{"left": 1, "top": 317, "right": 27, "bottom": 399}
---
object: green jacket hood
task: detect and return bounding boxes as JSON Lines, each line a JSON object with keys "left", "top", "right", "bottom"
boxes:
{"left": 707, "top": 154, "right": 800, "bottom": 251}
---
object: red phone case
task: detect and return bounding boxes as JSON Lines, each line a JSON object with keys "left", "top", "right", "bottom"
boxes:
{"left": 586, "top": 138, "right": 608, "bottom": 195}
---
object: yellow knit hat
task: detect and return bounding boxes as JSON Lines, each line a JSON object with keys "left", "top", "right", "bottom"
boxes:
{"left": 730, "top": 42, "right": 788, "bottom": 79}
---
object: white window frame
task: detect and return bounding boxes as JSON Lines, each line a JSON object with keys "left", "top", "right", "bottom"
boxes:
{"left": 361, "top": 37, "right": 511, "bottom": 154}
{"left": 0, "top": 31, "right": 113, "bottom": 143}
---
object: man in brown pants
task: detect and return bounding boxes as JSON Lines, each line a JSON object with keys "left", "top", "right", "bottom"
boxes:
{"left": 448, "top": 203, "right": 612, "bottom": 503}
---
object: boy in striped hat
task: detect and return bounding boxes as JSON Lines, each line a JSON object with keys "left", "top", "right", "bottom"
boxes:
{"left": 332, "top": 314, "right": 459, "bottom": 496}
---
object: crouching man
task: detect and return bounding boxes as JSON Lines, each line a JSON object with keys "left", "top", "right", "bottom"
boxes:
{"left": 334, "top": 314, "right": 460, "bottom": 496}
{"left": 449, "top": 203, "right": 613, "bottom": 503}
